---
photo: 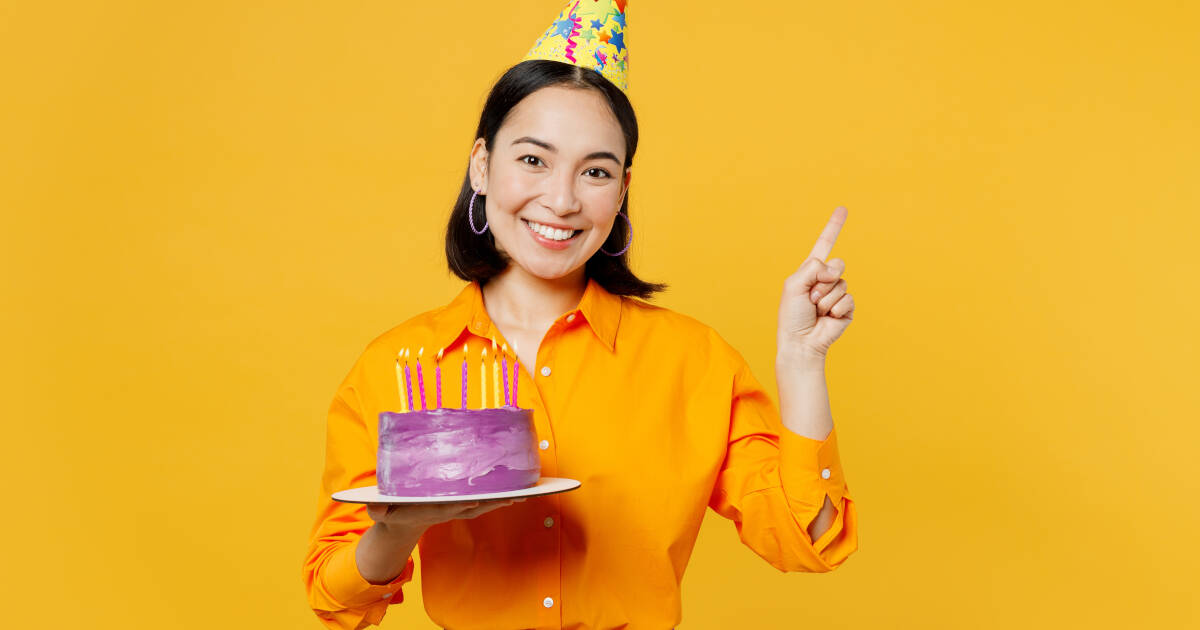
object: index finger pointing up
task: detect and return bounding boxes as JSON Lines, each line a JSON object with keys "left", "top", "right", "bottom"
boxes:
{"left": 807, "top": 206, "right": 848, "bottom": 262}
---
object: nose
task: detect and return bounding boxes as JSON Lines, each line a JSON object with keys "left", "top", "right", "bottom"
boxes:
{"left": 543, "top": 167, "right": 581, "bottom": 216}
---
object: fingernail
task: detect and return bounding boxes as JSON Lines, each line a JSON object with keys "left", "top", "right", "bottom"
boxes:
{"left": 811, "top": 290, "right": 820, "bottom": 302}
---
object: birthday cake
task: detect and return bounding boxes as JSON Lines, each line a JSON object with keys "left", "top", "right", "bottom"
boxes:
{"left": 377, "top": 405, "right": 540, "bottom": 496}
{"left": 376, "top": 343, "right": 540, "bottom": 497}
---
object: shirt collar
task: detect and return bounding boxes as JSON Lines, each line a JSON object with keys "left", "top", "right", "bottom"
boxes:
{"left": 432, "top": 277, "right": 623, "bottom": 354}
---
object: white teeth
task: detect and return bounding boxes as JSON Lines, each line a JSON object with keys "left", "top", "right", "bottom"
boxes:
{"left": 526, "top": 219, "right": 576, "bottom": 241}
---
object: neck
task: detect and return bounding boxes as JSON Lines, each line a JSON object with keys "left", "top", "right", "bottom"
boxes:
{"left": 481, "top": 265, "right": 587, "bottom": 330}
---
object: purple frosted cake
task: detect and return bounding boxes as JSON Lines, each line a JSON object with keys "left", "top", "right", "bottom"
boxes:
{"left": 376, "top": 405, "right": 541, "bottom": 497}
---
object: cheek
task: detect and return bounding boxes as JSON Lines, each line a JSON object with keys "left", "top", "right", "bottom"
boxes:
{"left": 583, "top": 184, "right": 622, "bottom": 209}
{"left": 487, "top": 183, "right": 519, "bottom": 214}
{"left": 488, "top": 169, "right": 539, "bottom": 213}
{"left": 583, "top": 210, "right": 616, "bottom": 232}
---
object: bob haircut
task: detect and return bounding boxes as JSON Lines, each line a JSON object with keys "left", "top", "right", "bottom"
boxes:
{"left": 444, "top": 59, "right": 667, "bottom": 300}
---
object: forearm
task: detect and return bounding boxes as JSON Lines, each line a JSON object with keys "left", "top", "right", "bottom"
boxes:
{"left": 355, "top": 522, "right": 424, "bottom": 584}
{"left": 775, "top": 347, "right": 838, "bottom": 542}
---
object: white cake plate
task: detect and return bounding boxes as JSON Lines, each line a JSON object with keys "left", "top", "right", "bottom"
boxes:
{"left": 331, "top": 476, "right": 581, "bottom": 505}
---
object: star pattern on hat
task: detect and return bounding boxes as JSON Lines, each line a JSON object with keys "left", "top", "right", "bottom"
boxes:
{"left": 551, "top": 15, "right": 576, "bottom": 40}
{"left": 608, "top": 30, "right": 624, "bottom": 52}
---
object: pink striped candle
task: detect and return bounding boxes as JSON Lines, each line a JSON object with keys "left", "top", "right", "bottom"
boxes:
{"left": 512, "top": 341, "right": 519, "bottom": 406}
{"left": 461, "top": 342, "right": 468, "bottom": 409}
{"left": 416, "top": 347, "right": 427, "bottom": 411}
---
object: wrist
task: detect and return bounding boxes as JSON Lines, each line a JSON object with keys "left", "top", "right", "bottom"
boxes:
{"left": 375, "top": 520, "right": 425, "bottom": 542}
{"left": 776, "top": 344, "right": 826, "bottom": 370}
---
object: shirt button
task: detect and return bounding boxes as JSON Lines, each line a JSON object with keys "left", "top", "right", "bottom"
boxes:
{"left": 566, "top": 313, "right": 576, "bottom": 322}
{"left": 821, "top": 467, "right": 831, "bottom": 479}
{"left": 543, "top": 597, "right": 554, "bottom": 608}
{"left": 544, "top": 516, "right": 554, "bottom": 528}
{"left": 539, "top": 439, "right": 550, "bottom": 450}
{"left": 540, "top": 366, "right": 551, "bottom": 376}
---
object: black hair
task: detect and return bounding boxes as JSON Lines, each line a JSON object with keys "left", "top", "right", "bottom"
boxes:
{"left": 444, "top": 59, "right": 667, "bottom": 300}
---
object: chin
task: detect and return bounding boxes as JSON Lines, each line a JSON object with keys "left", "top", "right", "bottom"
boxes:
{"left": 515, "top": 255, "right": 584, "bottom": 281}
{"left": 524, "top": 264, "right": 578, "bottom": 281}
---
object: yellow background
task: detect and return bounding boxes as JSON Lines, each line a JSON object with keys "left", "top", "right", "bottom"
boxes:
{"left": 2, "top": 1, "right": 1197, "bottom": 627}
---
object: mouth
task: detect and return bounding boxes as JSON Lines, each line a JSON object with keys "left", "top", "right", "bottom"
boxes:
{"left": 521, "top": 218, "right": 584, "bottom": 244}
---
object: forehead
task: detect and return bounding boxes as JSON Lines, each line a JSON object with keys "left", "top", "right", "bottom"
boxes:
{"left": 498, "top": 86, "right": 624, "bottom": 158}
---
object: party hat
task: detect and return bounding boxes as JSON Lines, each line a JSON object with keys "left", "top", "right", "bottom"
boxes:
{"left": 521, "top": 0, "right": 630, "bottom": 94}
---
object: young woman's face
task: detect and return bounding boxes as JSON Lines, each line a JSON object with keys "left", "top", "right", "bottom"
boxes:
{"left": 470, "top": 85, "right": 631, "bottom": 281}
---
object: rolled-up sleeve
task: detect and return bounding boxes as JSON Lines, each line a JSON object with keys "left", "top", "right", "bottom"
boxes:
{"left": 707, "top": 354, "right": 859, "bottom": 572}
{"left": 302, "top": 349, "right": 417, "bottom": 629}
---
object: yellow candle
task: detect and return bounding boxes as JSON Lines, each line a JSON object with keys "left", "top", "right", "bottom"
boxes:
{"left": 491, "top": 337, "right": 499, "bottom": 408}
{"left": 480, "top": 346, "right": 488, "bottom": 409}
{"left": 395, "top": 353, "right": 408, "bottom": 413}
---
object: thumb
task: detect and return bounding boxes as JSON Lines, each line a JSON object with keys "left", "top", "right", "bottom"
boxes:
{"left": 366, "top": 503, "right": 391, "bottom": 521}
{"left": 797, "top": 257, "right": 838, "bottom": 289}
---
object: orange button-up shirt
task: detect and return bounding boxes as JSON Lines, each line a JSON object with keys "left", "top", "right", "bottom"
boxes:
{"left": 302, "top": 277, "right": 858, "bottom": 629}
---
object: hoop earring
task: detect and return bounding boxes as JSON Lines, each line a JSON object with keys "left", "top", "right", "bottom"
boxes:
{"left": 468, "top": 189, "right": 489, "bottom": 234}
{"left": 599, "top": 210, "right": 632, "bottom": 256}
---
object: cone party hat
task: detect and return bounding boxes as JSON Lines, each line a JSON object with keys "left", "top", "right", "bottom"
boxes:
{"left": 521, "top": 0, "right": 630, "bottom": 94}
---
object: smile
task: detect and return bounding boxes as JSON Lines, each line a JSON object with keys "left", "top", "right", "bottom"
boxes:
{"left": 522, "top": 218, "right": 583, "bottom": 243}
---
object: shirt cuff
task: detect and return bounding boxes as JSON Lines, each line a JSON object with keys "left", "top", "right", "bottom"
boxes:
{"left": 779, "top": 425, "right": 846, "bottom": 510}
{"left": 324, "top": 539, "right": 415, "bottom": 609}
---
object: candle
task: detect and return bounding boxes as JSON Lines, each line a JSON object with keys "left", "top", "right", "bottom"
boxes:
{"left": 402, "top": 348, "right": 414, "bottom": 412}
{"left": 435, "top": 347, "right": 444, "bottom": 409}
{"left": 416, "top": 347, "right": 427, "bottom": 411}
{"left": 461, "top": 341, "right": 468, "bottom": 409}
{"left": 501, "top": 342, "right": 511, "bottom": 406}
{"left": 480, "top": 346, "right": 487, "bottom": 409}
{"left": 395, "top": 354, "right": 408, "bottom": 413}
{"left": 491, "top": 337, "right": 499, "bottom": 408}
{"left": 512, "top": 340, "right": 519, "bottom": 407}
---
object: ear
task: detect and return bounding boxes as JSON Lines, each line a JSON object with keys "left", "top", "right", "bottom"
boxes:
{"left": 618, "top": 168, "right": 632, "bottom": 207}
{"left": 469, "top": 139, "right": 489, "bottom": 192}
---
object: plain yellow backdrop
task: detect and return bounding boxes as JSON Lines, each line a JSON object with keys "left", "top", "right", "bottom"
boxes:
{"left": 2, "top": 1, "right": 1197, "bottom": 628}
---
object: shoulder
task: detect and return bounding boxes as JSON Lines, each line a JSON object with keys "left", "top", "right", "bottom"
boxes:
{"left": 369, "top": 305, "right": 446, "bottom": 354}
{"left": 619, "top": 296, "right": 745, "bottom": 365}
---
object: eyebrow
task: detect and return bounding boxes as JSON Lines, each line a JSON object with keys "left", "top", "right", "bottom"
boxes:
{"left": 511, "top": 136, "right": 622, "bottom": 166}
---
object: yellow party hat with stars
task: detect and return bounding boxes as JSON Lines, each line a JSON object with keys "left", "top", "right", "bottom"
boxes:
{"left": 521, "top": 0, "right": 630, "bottom": 94}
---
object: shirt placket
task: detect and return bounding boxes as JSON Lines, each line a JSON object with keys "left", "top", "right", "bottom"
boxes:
{"left": 484, "top": 315, "right": 568, "bottom": 629}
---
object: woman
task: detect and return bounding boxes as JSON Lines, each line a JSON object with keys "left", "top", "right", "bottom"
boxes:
{"left": 303, "top": 4, "right": 857, "bottom": 629}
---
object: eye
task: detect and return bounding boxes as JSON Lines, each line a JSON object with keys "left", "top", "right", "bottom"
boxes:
{"left": 585, "top": 167, "right": 612, "bottom": 179}
{"left": 520, "top": 155, "right": 544, "bottom": 167}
